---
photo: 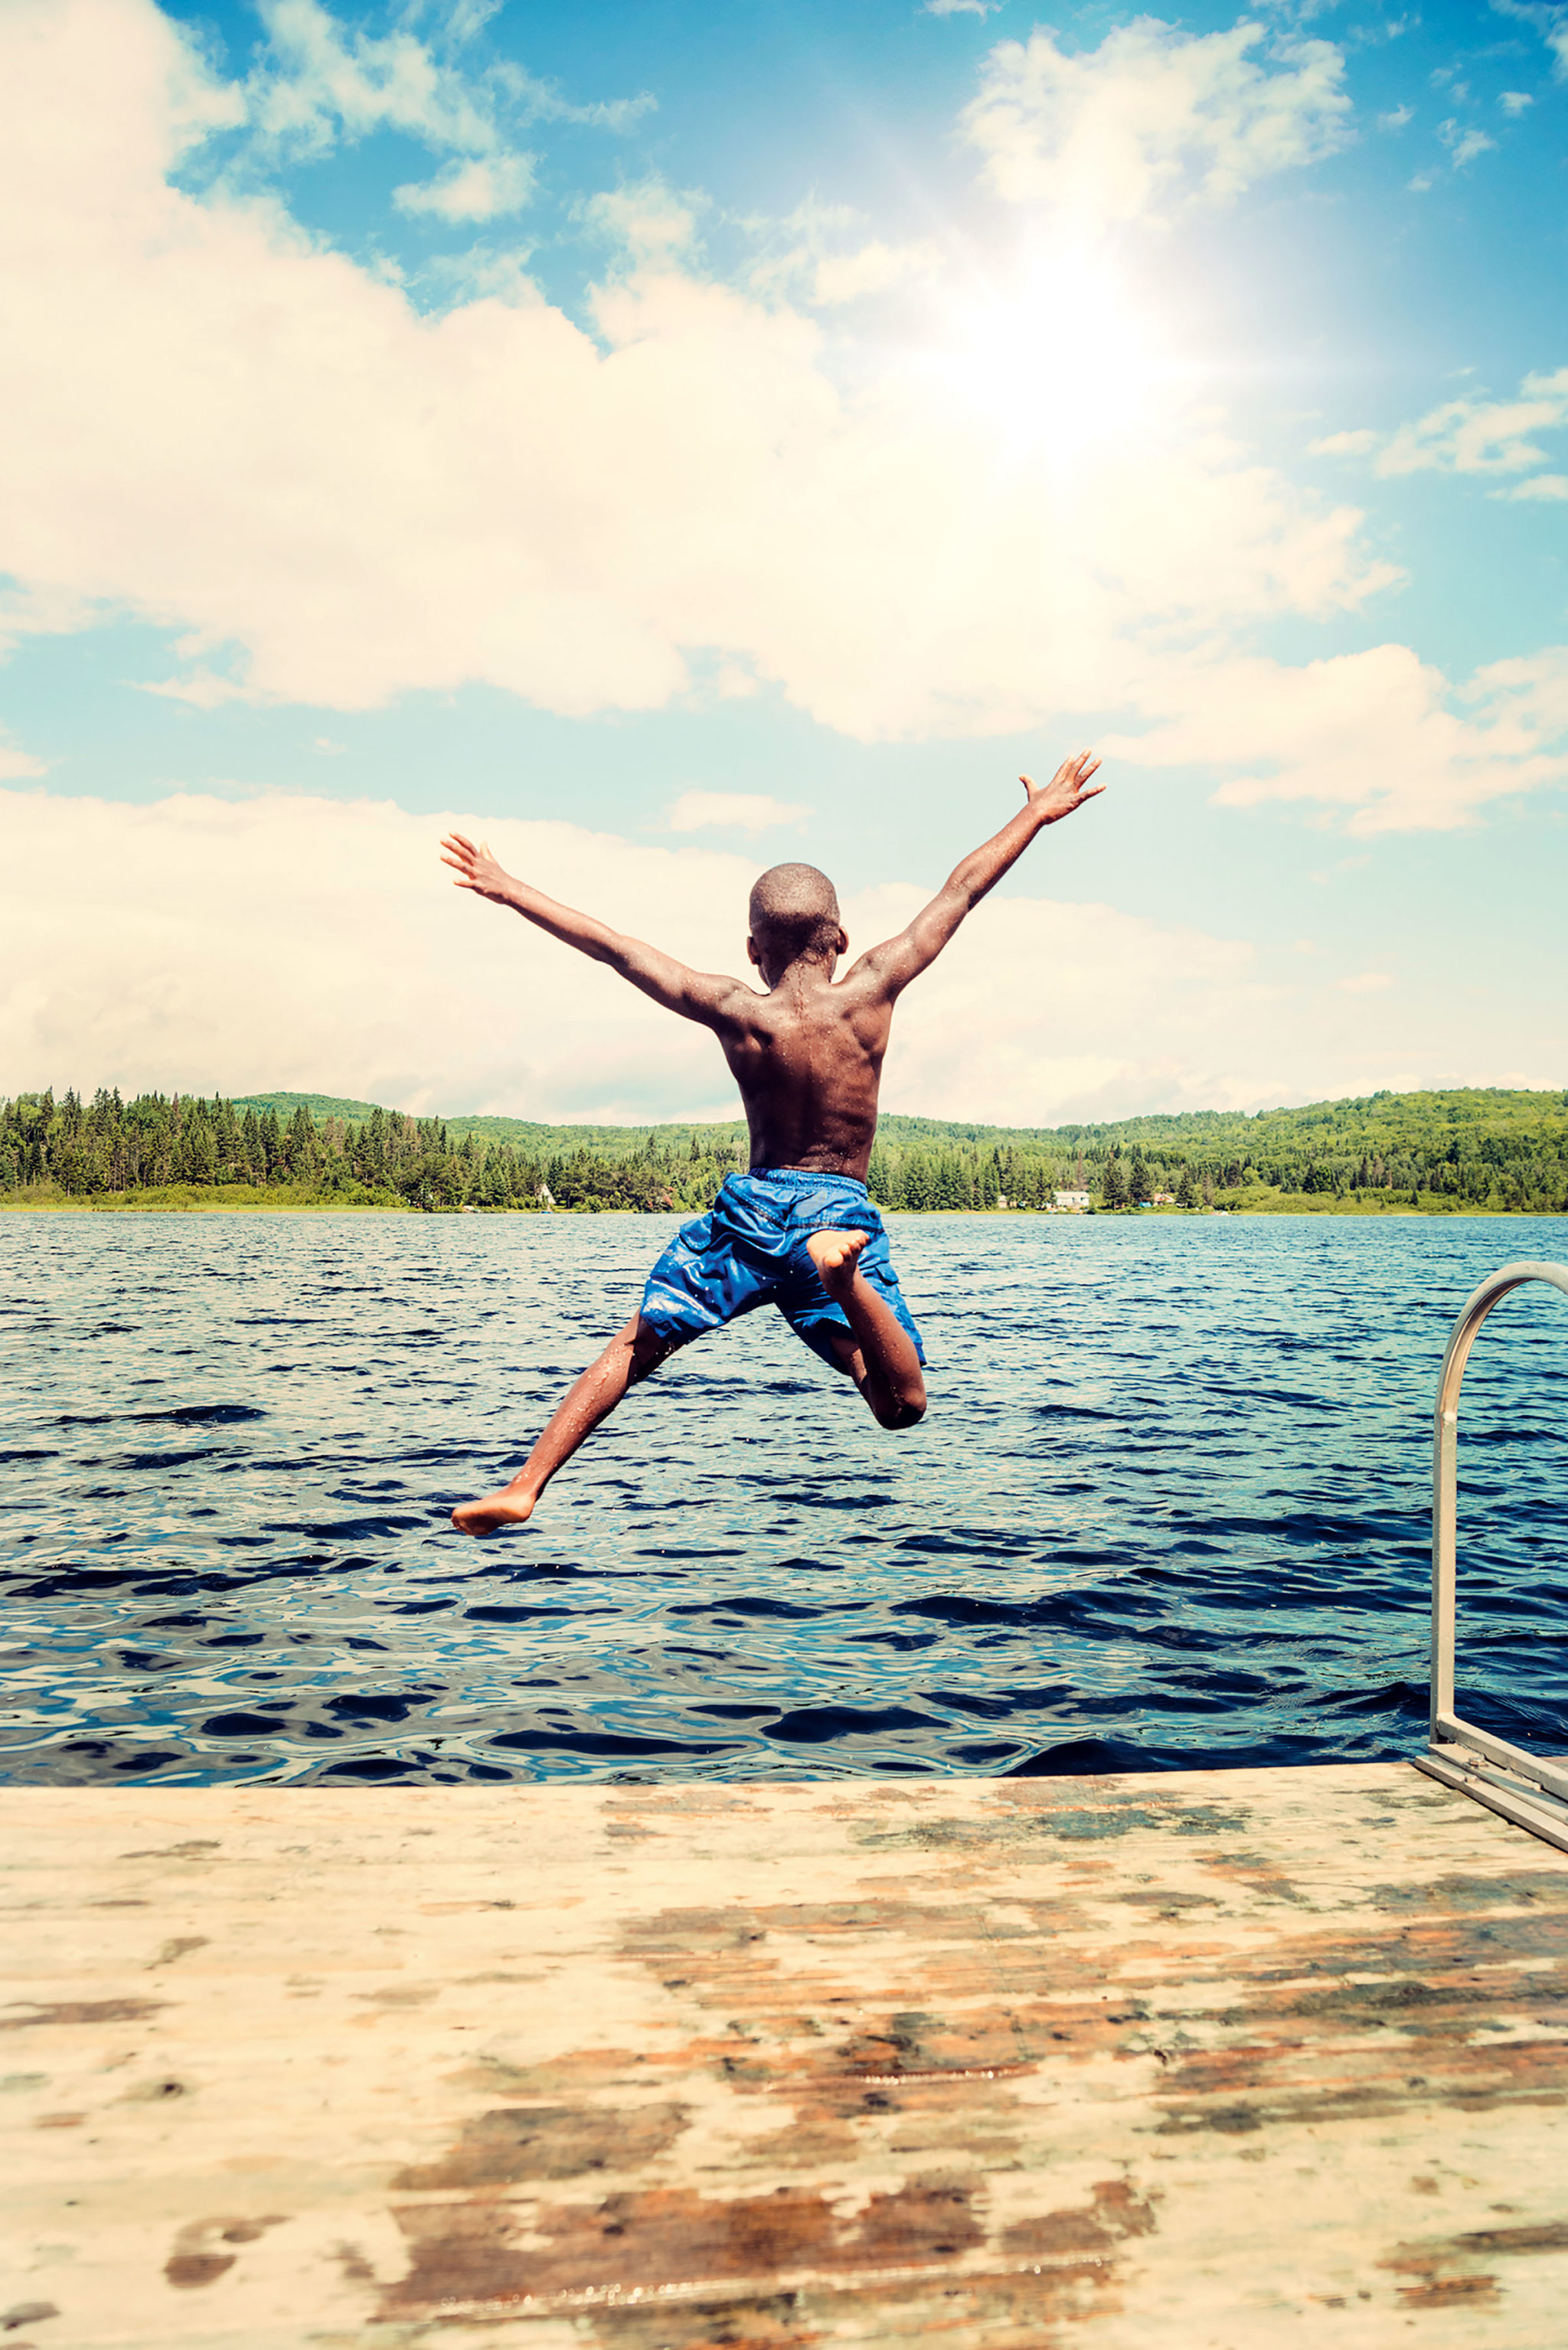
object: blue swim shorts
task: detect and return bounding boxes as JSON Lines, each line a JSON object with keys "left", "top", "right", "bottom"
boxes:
{"left": 639, "top": 1168, "right": 926, "bottom": 1376}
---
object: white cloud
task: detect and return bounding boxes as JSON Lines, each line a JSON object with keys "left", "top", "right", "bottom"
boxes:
{"left": 961, "top": 18, "right": 1352, "bottom": 224}
{"left": 0, "top": 738, "right": 46, "bottom": 782}
{"left": 5, "top": 0, "right": 1559, "bottom": 848}
{"left": 741, "top": 201, "right": 941, "bottom": 307}
{"left": 1377, "top": 103, "right": 1413, "bottom": 129}
{"left": 1491, "top": 0, "right": 1568, "bottom": 80}
{"left": 139, "top": 668, "right": 263, "bottom": 709}
{"left": 666, "top": 792, "right": 812, "bottom": 833}
{"left": 580, "top": 175, "right": 701, "bottom": 262}
{"left": 1499, "top": 90, "right": 1534, "bottom": 113}
{"left": 1377, "top": 368, "right": 1568, "bottom": 479}
{"left": 1105, "top": 643, "right": 1568, "bottom": 833}
{"left": 245, "top": 0, "right": 498, "bottom": 158}
{"left": 1501, "top": 471, "right": 1568, "bottom": 501}
{"left": 1336, "top": 969, "right": 1393, "bottom": 994}
{"left": 924, "top": 0, "right": 1002, "bottom": 18}
{"left": 0, "top": 0, "right": 1390, "bottom": 753}
{"left": 8, "top": 788, "right": 1554, "bottom": 1127}
{"left": 241, "top": 0, "right": 648, "bottom": 170}
{"left": 394, "top": 152, "right": 535, "bottom": 221}
{"left": 0, "top": 583, "right": 95, "bottom": 659}
{"left": 1313, "top": 368, "right": 1568, "bottom": 500}
{"left": 1438, "top": 119, "right": 1496, "bottom": 166}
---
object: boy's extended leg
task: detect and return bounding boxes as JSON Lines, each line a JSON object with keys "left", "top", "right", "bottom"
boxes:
{"left": 452, "top": 1312, "right": 673, "bottom": 1535}
{"left": 805, "top": 1231, "right": 927, "bottom": 1430}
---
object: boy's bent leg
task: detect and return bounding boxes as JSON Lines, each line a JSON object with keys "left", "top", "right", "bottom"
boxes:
{"left": 452, "top": 1312, "right": 675, "bottom": 1535}
{"left": 805, "top": 1231, "right": 927, "bottom": 1430}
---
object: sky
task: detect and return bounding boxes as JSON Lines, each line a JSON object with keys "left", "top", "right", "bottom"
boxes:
{"left": 0, "top": 0, "right": 1564, "bottom": 1125}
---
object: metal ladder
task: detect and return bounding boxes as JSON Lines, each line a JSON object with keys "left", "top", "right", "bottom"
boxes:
{"left": 1412, "top": 1260, "right": 1568, "bottom": 1848}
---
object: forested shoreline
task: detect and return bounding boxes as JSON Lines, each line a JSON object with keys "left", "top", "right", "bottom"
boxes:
{"left": 3, "top": 1083, "right": 1566, "bottom": 1214}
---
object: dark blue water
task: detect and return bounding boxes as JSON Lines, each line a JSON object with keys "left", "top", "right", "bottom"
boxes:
{"left": 2, "top": 1211, "right": 1564, "bottom": 1785}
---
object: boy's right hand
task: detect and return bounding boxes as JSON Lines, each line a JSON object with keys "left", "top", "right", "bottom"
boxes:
{"left": 440, "top": 832, "right": 515, "bottom": 905}
{"left": 1020, "top": 751, "right": 1104, "bottom": 825}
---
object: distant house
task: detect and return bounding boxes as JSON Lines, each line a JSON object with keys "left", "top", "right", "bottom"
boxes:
{"left": 1151, "top": 1191, "right": 1176, "bottom": 1205}
{"left": 1054, "top": 1189, "right": 1091, "bottom": 1210}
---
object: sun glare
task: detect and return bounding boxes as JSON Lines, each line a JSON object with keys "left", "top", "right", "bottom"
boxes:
{"left": 928, "top": 251, "right": 1168, "bottom": 462}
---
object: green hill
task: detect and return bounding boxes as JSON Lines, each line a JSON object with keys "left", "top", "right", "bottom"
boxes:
{"left": 6, "top": 1083, "right": 1564, "bottom": 1214}
{"left": 231, "top": 1086, "right": 1568, "bottom": 1168}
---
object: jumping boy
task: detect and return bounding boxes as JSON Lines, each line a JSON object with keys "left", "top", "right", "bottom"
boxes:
{"left": 442, "top": 751, "right": 1104, "bottom": 1534}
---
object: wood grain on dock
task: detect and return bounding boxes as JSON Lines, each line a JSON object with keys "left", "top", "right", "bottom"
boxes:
{"left": 4, "top": 1762, "right": 1566, "bottom": 2346}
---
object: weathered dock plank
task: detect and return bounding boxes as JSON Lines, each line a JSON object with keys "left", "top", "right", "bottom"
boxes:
{"left": 3, "top": 1763, "right": 1567, "bottom": 2346}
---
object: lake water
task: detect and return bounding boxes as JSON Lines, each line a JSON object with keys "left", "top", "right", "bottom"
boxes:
{"left": 2, "top": 1211, "right": 1564, "bottom": 1786}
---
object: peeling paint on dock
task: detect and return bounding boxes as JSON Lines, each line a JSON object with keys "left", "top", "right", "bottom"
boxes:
{"left": 4, "top": 1763, "right": 1567, "bottom": 2345}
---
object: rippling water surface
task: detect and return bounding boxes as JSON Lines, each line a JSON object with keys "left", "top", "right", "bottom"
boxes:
{"left": 2, "top": 1211, "right": 1564, "bottom": 1785}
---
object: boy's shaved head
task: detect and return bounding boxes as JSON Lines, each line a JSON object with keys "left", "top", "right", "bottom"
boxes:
{"left": 749, "top": 862, "right": 843, "bottom": 967}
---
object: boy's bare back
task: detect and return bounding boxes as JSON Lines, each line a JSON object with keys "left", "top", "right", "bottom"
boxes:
{"left": 709, "top": 963, "right": 888, "bottom": 1180}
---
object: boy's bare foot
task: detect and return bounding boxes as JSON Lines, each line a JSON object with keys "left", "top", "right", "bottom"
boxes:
{"left": 806, "top": 1227, "right": 870, "bottom": 1297}
{"left": 452, "top": 1482, "right": 537, "bottom": 1537}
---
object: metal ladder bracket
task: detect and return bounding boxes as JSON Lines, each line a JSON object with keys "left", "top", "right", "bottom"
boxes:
{"left": 1413, "top": 1744, "right": 1568, "bottom": 1855}
{"left": 1423, "top": 1260, "right": 1568, "bottom": 1850}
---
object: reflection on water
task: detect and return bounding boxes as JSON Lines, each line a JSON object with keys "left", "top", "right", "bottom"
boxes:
{"left": 1, "top": 1211, "right": 1563, "bottom": 1784}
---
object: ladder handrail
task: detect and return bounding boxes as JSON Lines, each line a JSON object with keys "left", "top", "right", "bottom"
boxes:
{"left": 1426, "top": 1261, "right": 1568, "bottom": 1828}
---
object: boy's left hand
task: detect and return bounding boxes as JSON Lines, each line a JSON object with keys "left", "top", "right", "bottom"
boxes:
{"left": 441, "top": 832, "right": 514, "bottom": 904}
{"left": 1020, "top": 751, "right": 1103, "bottom": 825}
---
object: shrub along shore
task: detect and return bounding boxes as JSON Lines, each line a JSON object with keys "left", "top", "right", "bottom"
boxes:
{"left": 3, "top": 1084, "right": 1565, "bottom": 1216}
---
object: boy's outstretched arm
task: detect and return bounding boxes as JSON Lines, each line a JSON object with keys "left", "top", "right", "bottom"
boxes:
{"left": 440, "top": 832, "right": 746, "bottom": 1026}
{"left": 851, "top": 751, "right": 1104, "bottom": 1000}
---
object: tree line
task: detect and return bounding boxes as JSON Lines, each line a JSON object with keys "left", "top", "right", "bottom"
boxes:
{"left": 2, "top": 1085, "right": 1566, "bottom": 1214}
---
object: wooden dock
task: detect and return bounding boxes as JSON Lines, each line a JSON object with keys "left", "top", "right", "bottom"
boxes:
{"left": 5, "top": 1763, "right": 1567, "bottom": 2346}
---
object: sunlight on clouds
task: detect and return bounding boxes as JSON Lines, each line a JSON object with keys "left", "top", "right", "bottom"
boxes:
{"left": 962, "top": 19, "right": 1351, "bottom": 227}
{"left": 0, "top": 0, "right": 1558, "bottom": 840}
{"left": 0, "top": 0, "right": 1387, "bottom": 754}
{"left": 8, "top": 789, "right": 1540, "bottom": 1125}
{"left": 741, "top": 201, "right": 940, "bottom": 308}
{"left": 924, "top": 249, "right": 1165, "bottom": 461}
